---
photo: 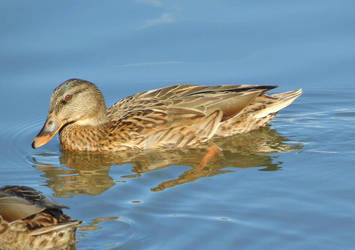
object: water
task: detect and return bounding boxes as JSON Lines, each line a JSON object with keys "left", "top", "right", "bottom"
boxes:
{"left": 1, "top": 0, "right": 355, "bottom": 249}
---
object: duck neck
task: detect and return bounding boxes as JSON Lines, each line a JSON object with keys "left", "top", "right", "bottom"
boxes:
{"left": 75, "top": 111, "right": 109, "bottom": 126}
{"left": 71, "top": 98, "right": 109, "bottom": 127}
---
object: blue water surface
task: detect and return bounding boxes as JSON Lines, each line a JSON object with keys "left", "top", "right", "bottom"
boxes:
{"left": 1, "top": 0, "right": 355, "bottom": 249}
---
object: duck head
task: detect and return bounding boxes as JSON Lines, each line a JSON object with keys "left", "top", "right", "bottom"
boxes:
{"left": 32, "top": 79, "right": 107, "bottom": 149}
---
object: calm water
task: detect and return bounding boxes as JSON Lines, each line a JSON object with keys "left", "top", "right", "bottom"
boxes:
{"left": 1, "top": 0, "right": 355, "bottom": 249}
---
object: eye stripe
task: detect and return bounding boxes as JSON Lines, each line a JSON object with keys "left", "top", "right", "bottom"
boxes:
{"left": 57, "top": 86, "right": 89, "bottom": 107}
{"left": 73, "top": 87, "right": 88, "bottom": 96}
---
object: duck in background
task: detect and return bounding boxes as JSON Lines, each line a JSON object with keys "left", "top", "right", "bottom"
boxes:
{"left": 0, "top": 185, "right": 80, "bottom": 250}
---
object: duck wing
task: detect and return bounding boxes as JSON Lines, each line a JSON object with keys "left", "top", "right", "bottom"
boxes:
{"left": 106, "top": 84, "right": 276, "bottom": 148}
{"left": 0, "top": 186, "right": 68, "bottom": 222}
{"left": 108, "top": 84, "right": 276, "bottom": 119}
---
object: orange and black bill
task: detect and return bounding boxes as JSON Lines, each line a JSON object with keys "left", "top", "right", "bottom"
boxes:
{"left": 32, "top": 117, "right": 63, "bottom": 149}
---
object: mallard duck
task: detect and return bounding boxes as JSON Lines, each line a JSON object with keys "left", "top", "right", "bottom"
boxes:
{"left": 0, "top": 185, "right": 80, "bottom": 250}
{"left": 32, "top": 79, "right": 302, "bottom": 152}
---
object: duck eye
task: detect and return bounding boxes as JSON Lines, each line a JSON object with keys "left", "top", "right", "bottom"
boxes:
{"left": 60, "top": 95, "right": 72, "bottom": 104}
{"left": 61, "top": 94, "right": 72, "bottom": 105}
{"left": 65, "top": 94, "right": 72, "bottom": 101}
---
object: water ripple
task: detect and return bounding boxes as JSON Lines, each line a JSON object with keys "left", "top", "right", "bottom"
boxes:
{"left": 0, "top": 118, "right": 46, "bottom": 168}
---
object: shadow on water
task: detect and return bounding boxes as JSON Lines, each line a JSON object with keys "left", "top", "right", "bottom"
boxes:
{"left": 30, "top": 127, "right": 302, "bottom": 197}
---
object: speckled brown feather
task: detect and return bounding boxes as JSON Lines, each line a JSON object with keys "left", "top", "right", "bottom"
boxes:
{"left": 0, "top": 186, "right": 80, "bottom": 250}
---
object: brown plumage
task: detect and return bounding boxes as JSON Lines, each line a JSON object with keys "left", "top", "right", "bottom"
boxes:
{"left": 32, "top": 79, "right": 302, "bottom": 152}
{"left": 0, "top": 185, "right": 80, "bottom": 250}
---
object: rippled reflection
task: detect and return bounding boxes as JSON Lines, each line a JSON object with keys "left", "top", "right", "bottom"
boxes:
{"left": 79, "top": 217, "right": 119, "bottom": 231}
{"left": 33, "top": 159, "right": 114, "bottom": 198}
{"left": 31, "top": 127, "right": 302, "bottom": 197}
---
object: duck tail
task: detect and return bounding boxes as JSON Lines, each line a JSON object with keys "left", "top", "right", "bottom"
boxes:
{"left": 254, "top": 89, "right": 302, "bottom": 118}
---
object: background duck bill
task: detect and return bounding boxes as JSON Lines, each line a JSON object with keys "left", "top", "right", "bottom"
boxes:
{"left": 32, "top": 119, "right": 62, "bottom": 148}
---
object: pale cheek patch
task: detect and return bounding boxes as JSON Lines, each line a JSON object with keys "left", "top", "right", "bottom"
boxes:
{"left": 75, "top": 118, "right": 104, "bottom": 126}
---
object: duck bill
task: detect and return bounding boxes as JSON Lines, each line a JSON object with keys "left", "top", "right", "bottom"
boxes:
{"left": 32, "top": 116, "right": 64, "bottom": 149}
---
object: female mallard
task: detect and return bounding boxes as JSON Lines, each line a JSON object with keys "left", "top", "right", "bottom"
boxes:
{"left": 32, "top": 79, "right": 302, "bottom": 152}
{"left": 0, "top": 185, "right": 80, "bottom": 250}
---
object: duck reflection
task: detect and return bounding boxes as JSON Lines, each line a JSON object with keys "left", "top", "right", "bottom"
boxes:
{"left": 34, "top": 162, "right": 114, "bottom": 198}
{"left": 32, "top": 127, "right": 301, "bottom": 196}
